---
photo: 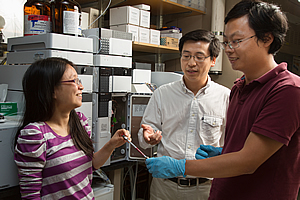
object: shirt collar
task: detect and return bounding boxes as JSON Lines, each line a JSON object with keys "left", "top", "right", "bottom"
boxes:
{"left": 234, "top": 62, "right": 287, "bottom": 89}
{"left": 180, "top": 76, "right": 211, "bottom": 94}
{"left": 256, "top": 62, "right": 287, "bottom": 84}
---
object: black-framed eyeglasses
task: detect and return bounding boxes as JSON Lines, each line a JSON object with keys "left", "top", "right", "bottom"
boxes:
{"left": 221, "top": 35, "right": 256, "bottom": 49}
{"left": 61, "top": 78, "right": 82, "bottom": 86}
{"left": 181, "top": 54, "right": 211, "bottom": 62}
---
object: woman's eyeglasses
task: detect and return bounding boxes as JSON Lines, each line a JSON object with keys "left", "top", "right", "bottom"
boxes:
{"left": 61, "top": 78, "right": 82, "bottom": 86}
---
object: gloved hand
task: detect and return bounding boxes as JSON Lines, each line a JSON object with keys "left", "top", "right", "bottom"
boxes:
{"left": 145, "top": 156, "right": 186, "bottom": 179}
{"left": 195, "top": 145, "right": 222, "bottom": 159}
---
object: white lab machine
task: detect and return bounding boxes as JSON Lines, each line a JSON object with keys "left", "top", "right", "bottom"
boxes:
{"left": 94, "top": 117, "right": 111, "bottom": 167}
{"left": 93, "top": 54, "right": 132, "bottom": 68}
{"left": 7, "top": 33, "right": 93, "bottom": 53}
{"left": 92, "top": 182, "right": 114, "bottom": 200}
{"left": 132, "top": 69, "right": 151, "bottom": 84}
{"left": 0, "top": 120, "right": 20, "bottom": 190}
{"left": 7, "top": 33, "right": 93, "bottom": 66}
{"left": 82, "top": 28, "right": 132, "bottom": 55}
{"left": 111, "top": 76, "right": 132, "bottom": 93}
{"left": 7, "top": 50, "right": 93, "bottom": 66}
{"left": 151, "top": 71, "right": 183, "bottom": 87}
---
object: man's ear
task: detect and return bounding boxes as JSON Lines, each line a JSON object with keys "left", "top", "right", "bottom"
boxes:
{"left": 263, "top": 33, "right": 274, "bottom": 46}
{"left": 210, "top": 57, "right": 217, "bottom": 68}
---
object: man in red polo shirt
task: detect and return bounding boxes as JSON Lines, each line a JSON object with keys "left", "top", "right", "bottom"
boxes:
{"left": 145, "top": 1, "right": 300, "bottom": 199}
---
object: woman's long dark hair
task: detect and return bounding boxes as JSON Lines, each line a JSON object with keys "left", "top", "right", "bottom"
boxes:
{"left": 14, "top": 57, "right": 94, "bottom": 157}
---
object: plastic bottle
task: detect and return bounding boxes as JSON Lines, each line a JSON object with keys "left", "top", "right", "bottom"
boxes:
{"left": 51, "top": 0, "right": 82, "bottom": 36}
{"left": 24, "top": 0, "right": 51, "bottom": 36}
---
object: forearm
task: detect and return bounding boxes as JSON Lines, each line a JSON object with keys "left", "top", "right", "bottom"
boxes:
{"left": 18, "top": 168, "right": 43, "bottom": 199}
{"left": 186, "top": 132, "right": 283, "bottom": 178}
{"left": 186, "top": 151, "right": 254, "bottom": 178}
{"left": 92, "top": 141, "right": 115, "bottom": 169}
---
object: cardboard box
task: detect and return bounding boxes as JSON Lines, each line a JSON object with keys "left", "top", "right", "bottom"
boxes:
{"left": 109, "top": 6, "right": 140, "bottom": 26}
{"left": 160, "top": 37, "right": 179, "bottom": 48}
{"left": 0, "top": 102, "right": 18, "bottom": 116}
{"left": 110, "top": 24, "right": 139, "bottom": 41}
{"left": 139, "top": 27, "right": 150, "bottom": 43}
{"left": 149, "top": 29, "right": 160, "bottom": 45}
{"left": 161, "top": 32, "right": 182, "bottom": 40}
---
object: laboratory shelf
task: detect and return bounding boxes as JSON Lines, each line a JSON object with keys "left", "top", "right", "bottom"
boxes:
{"left": 77, "top": 0, "right": 205, "bottom": 16}
{"left": 132, "top": 41, "right": 179, "bottom": 54}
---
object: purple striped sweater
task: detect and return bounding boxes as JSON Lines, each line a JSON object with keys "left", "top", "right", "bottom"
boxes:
{"left": 14, "top": 112, "right": 95, "bottom": 200}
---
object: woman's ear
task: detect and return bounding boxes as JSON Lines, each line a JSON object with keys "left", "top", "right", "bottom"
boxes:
{"left": 53, "top": 88, "right": 58, "bottom": 99}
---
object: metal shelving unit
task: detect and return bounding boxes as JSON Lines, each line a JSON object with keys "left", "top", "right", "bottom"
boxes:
{"left": 78, "top": 0, "right": 205, "bottom": 55}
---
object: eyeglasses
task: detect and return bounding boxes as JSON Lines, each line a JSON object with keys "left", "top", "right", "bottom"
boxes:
{"left": 181, "top": 54, "right": 211, "bottom": 62}
{"left": 221, "top": 35, "right": 256, "bottom": 49}
{"left": 61, "top": 78, "right": 82, "bottom": 86}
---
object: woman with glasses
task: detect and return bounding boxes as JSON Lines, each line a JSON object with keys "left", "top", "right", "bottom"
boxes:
{"left": 14, "top": 57, "right": 130, "bottom": 199}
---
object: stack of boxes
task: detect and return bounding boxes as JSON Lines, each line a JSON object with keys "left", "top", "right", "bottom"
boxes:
{"left": 160, "top": 28, "right": 182, "bottom": 48}
{"left": 110, "top": 5, "right": 160, "bottom": 45}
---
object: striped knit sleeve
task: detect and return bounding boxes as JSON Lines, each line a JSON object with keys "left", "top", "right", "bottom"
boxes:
{"left": 77, "top": 112, "right": 92, "bottom": 138}
{"left": 14, "top": 124, "right": 46, "bottom": 200}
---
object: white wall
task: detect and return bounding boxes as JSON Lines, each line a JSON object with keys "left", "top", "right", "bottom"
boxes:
{"left": 0, "top": 0, "right": 26, "bottom": 43}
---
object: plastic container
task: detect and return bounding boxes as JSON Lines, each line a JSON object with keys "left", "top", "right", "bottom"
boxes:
{"left": 23, "top": 0, "right": 51, "bottom": 36}
{"left": 51, "top": 0, "right": 82, "bottom": 36}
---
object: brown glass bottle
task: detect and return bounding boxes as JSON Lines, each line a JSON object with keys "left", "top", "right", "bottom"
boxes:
{"left": 24, "top": 0, "right": 51, "bottom": 36}
{"left": 51, "top": 0, "right": 82, "bottom": 36}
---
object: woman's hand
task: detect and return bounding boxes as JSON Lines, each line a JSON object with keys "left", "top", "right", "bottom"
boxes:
{"left": 92, "top": 129, "right": 131, "bottom": 169}
{"left": 110, "top": 129, "right": 131, "bottom": 148}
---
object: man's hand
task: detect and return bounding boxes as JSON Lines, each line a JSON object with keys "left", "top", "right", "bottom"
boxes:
{"left": 195, "top": 145, "right": 222, "bottom": 159}
{"left": 142, "top": 124, "right": 162, "bottom": 145}
{"left": 145, "top": 156, "right": 186, "bottom": 179}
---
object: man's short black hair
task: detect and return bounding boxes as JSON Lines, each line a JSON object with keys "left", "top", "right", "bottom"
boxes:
{"left": 225, "top": 0, "right": 288, "bottom": 55}
{"left": 179, "top": 29, "right": 220, "bottom": 59}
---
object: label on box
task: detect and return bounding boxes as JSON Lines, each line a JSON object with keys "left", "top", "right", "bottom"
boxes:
{"left": 0, "top": 102, "right": 18, "bottom": 116}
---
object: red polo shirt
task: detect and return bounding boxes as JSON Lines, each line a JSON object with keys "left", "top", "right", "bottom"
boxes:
{"left": 209, "top": 63, "right": 300, "bottom": 200}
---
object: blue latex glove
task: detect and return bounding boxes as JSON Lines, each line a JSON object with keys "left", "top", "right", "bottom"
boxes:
{"left": 195, "top": 144, "right": 222, "bottom": 159}
{"left": 145, "top": 156, "right": 186, "bottom": 179}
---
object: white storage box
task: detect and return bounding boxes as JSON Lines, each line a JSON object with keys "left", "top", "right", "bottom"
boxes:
{"left": 109, "top": 6, "right": 140, "bottom": 26}
{"left": 139, "top": 10, "right": 150, "bottom": 28}
{"left": 110, "top": 24, "right": 139, "bottom": 41}
{"left": 149, "top": 29, "right": 160, "bottom": 45}
{"left": 139, "top": 27, "right": 150, "bottom": 43}
{"left": 133, "top": 4, "right": 150, "bottom": 11}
